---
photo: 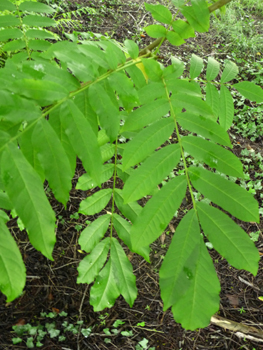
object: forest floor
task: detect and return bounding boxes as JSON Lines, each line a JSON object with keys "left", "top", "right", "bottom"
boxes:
{"left": 1, "top": 0, "right": 263, "bottom": 349}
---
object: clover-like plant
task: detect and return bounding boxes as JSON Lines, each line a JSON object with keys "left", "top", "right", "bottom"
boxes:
{"left": 0, "top": 0, "right": 262, "bottom": 330}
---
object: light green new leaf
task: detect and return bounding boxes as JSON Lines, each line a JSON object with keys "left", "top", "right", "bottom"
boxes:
{"left": 79, "top": 189, "right": 112, "bottom": 215}
{"left": 171, "top": 94, "right": 214, "bottom": 120}
{"left": 145, "top": 24, "right": 167, "bottom": 38}
{"left": 0, "top": 220, "right": 26, "bottom": 302}
{"left": 22, "top": 15, "right": 57, "bottom": 27}
{"left": 234, "top": 81, "right": 263, "bottom": 103}
{"left": 188, "top": 166, "right": 259, "bottom": 223}
{"left": 19, "top": 1, "right": 56, "bottom": 13}
{"left": 0, "top": 15, "right": 20, "bottom": 27}
{"left": 190, "top": 54, "right": 203, "bottom": 79}
{"left": 60, "top": 100, "right": 102, "bottom": 186}
{"left": 32, "top": 119, "right": 72, "bottom": 206}
{"left": 145, "top": 3, "right": 172, "bottom": 24}
{"left": 123, "top": 144, "right": 181, "bottom": 203}
{"left": 122, "top": 118, "right": 174, "bottom": 170}
{"left": 206, "top": 82, "right": 219, "bottom": 120}
{"left": 220, "top": 61, "right": 238, "bottom": 83}
{"left": 197, "top": 202, "right": 259, "bottom": 275}
{"left": 79, "top": 214, "right": 111, "bottom": 253}
{"left": 130, "top": 175, "right": 187, "bottom": 253}
{"left": 160, "top": 209, "right": 220, "bottom": 330}
{"left": 89, "top": 83, "right": 120, "bottom": 142}
{"left": 90, "top": 258, "right": 120, "bottom": 311}
{"left": 219, "top": 85, "right": 234, "bottom": 131}
{"left": 124, "top": 39, "right": 139, "bottom": 59}
{"left": 125, "top": 65, "right": 146, "bottom": 90}
{"left": 206, "top": 57, "right": 220, "bottom": 81}
{"left": 76, "top": 164, "right": 114, "bottom": 191}
{"left": 181, "top": 135, "right": 243, "bottom": 177}
{"left": 177, "top": 113, "right": 231, "bottom": 147}
{"left": 111, "top": 237, "right": 137, "bottom": 307}
{"left": 11, "top": 79, "right": 68, "bottom": 106}
{"left": 141, "top": 58, "right": 163, "bottom": 82}
{"left": 172, "top": 19, "right": 195, "bottom": 40}
{"left": 166, "top": 31, "right": 185, "bottom": 46}
{"left": 1, "top": 143, "right": 56, "bottom": 260}
{"left": 0, "top": 0, "right": 16, "bottom": 11}
{"left": 77, "top": 238, "right": 110, "bottom": 284}
{"left": 115, "top": 189, "right": 142, "bottom": 224}
{"left": 121, "top": 99, "right": 170, "bottom": 132}
{"left": 0, "top": 29, "right": 23, "bottom": 42}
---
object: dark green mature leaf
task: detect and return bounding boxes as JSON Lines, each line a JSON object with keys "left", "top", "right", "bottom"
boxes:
{"left": 145, "top": 24, "right": 167, "bottom": 38}
{"left": 0, "top": 29, "right": 23, "bottom": 42}
{"left": 79, "top": 215, "right": 111, "bottom": 253}
{"left": 188, "top": 166, "right": 259, "bottom": 222}
{"left": 219, "top": 85, "right": 234, "bottom": 130}
{"left": 76, "top": 164, "right": 114, "bottom": 191}
{"left": 0, "top": 15, "right": 20, "bottom": 27}
{"left": 79, "top": 189, "right": 112, "bottom": 215}
{"left": 89, "top": 83, "right": 120, "bottom": 142}
{"left": 190, "top": 54, "right": 203, "bottom": 79}
{"left": 60, "top": 100, "right": 102, "bottom": 186}
{"left": 90, "top": 258, "right": 120, "bottom": 311}
{"left": 145, "top": 3, "right": 172, "bottom": 24}
{"left": 160, "top": 209, "right": 220, "bottom": 330}
{"left": 123, "top": 144, "right": 181, "bottom": 203}
{"left": 220, "top": 61, "right": 238, "bottom": 83}
{"left": 1, "top": 143, "right": 56, "bottom": 260}
{"left": 206, "top": 82, "right": 219, "bottom": 120}
{"left": 0, "top": 0, "right": 16, "bottom": 11}
{"left": 19, "top": 1, "right": 56, "bottom": 13}
{"left": 32, "top": 119, "right": 72, "bottom": 206}
{"left": 22, "top": 15, "right": 57, "bottom": 27}
{"left": 122, "top": 118, "right": 174, "bottom": 170}
{"left": 130, "top": 175, "right": 187, "bottom": 254}
{"left": 77, "top": 238, "right": 110, "bottom": 284}
{"left": 197, "top": 202, "right": 259, "bottom": 275}
{"left": 206, "top": 57, "right": 220, "bottom": 81}
{"left": 77, "top": 237, "right": 110, "bottom": 284}
{"left": 176, "top": 113, "right": 231, "bottom": 147}
{"left": 0, "top": 220, "right": 26, "bottom": 302}
{"left": 121, "top": 99, "right": 170, "bottom": 132}
{"left": 111, "top": 237, "right": 137, "bottom": 307}
{"left": 234, "top": 81, "right": 263, "bottom": 103}
{"left": 115, "top": 189, "right": 142, "bottom": 224}
{"left": 181, "top": 135, "right": 243, "bottom": 177}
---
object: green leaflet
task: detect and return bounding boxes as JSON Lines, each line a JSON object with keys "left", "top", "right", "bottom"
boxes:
{"left": 19, "top": 1, "right": 56, "bottom": 13}
{"left": 166, "top": 31, "right": 185, "bottom": 46}
{"left": 78, "top": 44, "right": 109, "bottom": 70}
{"left": 79, "top": 189, "right": 112, "bottom": 215}
{"left": 0, "top": 15, "right": 20, "bottom": 27}
{"left": 100, "top": 143, "right": 115, "bottom": 163}
{"left": 79, "top": 214, "right": 111, "bottom": 253}
{"left": 188, "top": 166, "right": 259, "bottom": 223}
{"left": 138, "top": 82, "right": 166, "bottom": 104}
{"left": 206, "top": 82, "right": 219, "bottom": 120}
{"left": 26, "top": 29, "right": 56, "bottom": 40}
{"left": 206, "top": 57, "right": 220, "bottom": 81}
{"left": 163, "top": 58, "right": 184, "bottom": 80}
{"left": 0, "top": 28, "right": 23, "bottom": 42}
{"left": 77, "top": 238, "right": 110, "bottom": 284}
{"left": 0, "top": 191, "right": 13, "bottom": 210}
{"left": 1, "top": 143, "right": 56, "bottom": 260}
{"left": 234, "top": 81, "right": 263, "bottom": 103}
{"left": 171, "top": 94, "right": 214, "bottom": 119}
{"left": 0, "top": 220, "right": 26, "bottom": 302}
{"left": 123, "top": 144, "right": 181, "bottom": 203}
{"left": 3, "top": 39, "right": 26, "bottom": 52}
{"left": 159, "top": 209, "right": 220, "bottom": 330}
{"left": 141, "top": 58, "right": 163, "bottom": 82}
{"left": 90, "top": 257, "right": 120, "bottom": 311}
{"left": 189, "top": 54, "right": 203, "bottom": 79}
{"left": 145, "top": 24, "right": 167, "bottom": 38}
{"left": 115, "top": 189, "right": 142, "bottom": 224}
{"left": 176, "top": 113, "right": 231, "bottom": 148}
{"left": 89, "top": 83, "right": 120, "bottom": 142}
{"left": 145, "top": 3, "right": 172, "bottom": 24}
{"left": 172, "top": 19, "right": 195, "bottom": 40}
{"left": 121, "top": 99, "right": 170, "bottom": 132}
{"left": 130, "top": 175, "right": 187, "bottom": 255}
{"left": 197, "top": 202, "right": 259, "bottom": 275}
{"left": 181, "top": 0, "right": 210, "bottom": 33}
{"left": 181, "top": 135, "right": 243, "bottom": 177}
{"left": 167, "top": 79, "right": 202, "bottom": 98}
{"left": 124, "top": 39, "right": 139, "bottom": 59}
{"left": 111, "top": 237, "right": 137, "bottom": 307}
{"left": 32, "top": 119, "right": 72, "bottom": 206}
{"left": 219, "top": 85, "right": 234, "bottom": 131}
{"left": 60, "top": 100, "right": 102, "bottom": 187}
{"left": 125, "top": 65, "right": 146, "bottom": 90}
{"left": 22, "top": 15, "right": 57, "bottom": 27}
{"left": 0, "top": 0, "right": 16, "bottom": 11}
{"left": 122, "top": 118, "right": 174, "bottom": 170}
{"left": 220, "top": 61, "right": 238, "bottom": 83}
{"left": 76, "top": 164, "right": 114, "bottom": 191}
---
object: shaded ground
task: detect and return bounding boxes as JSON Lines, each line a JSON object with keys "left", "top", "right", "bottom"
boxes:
{"left": 1, "top": 0, "right": 263, "bottom": 349}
